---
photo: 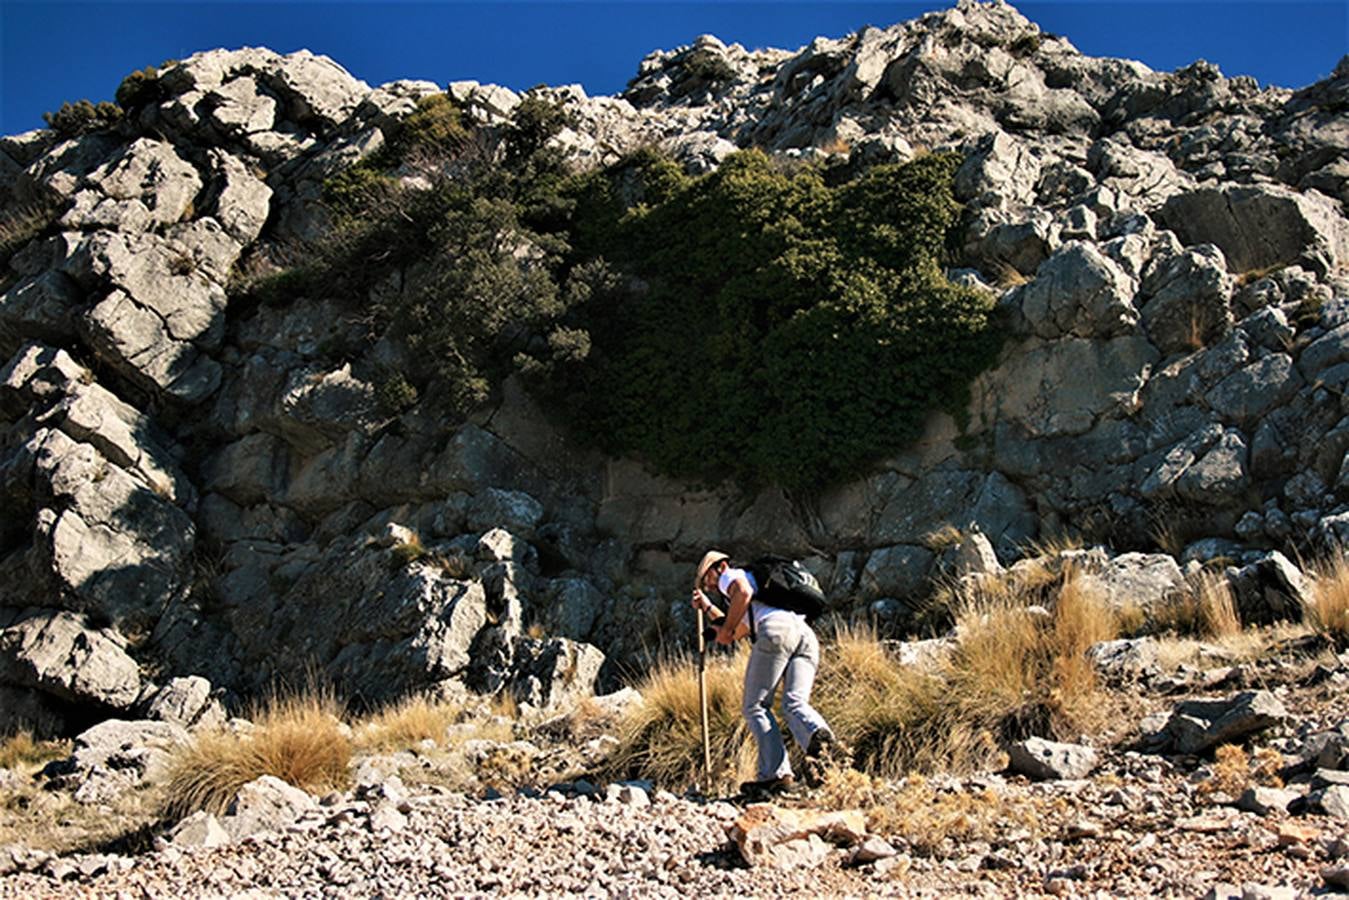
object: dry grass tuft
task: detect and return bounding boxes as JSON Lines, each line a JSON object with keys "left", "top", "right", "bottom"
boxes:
{"left": 818, "top": 768, "right": 1053, "bottom": 858}
{"left": 921, "top": 524, "right": 965, "bottom": 551}
{"left": 1197, "top": 744, "right": 1284, "bottom": 800}
{"left": 0, "top": 732, "right": 70, "bottom": 771}
{"left": 163, "top": 690, "right": 352, "bottom": 820}
{"left": 607, "top": 647, "right": 755, "bottom": 793}
{"left": 1143, "top": 574, "right": 1235, "bottom": 636}
{"left": 990, "top": 261, "right": 1029, "bottom": 289}
{"left": 1307, "top": 551, "right": 1349, "bottom": 647}
{"left": 355, "top": 695, "right": 461, "bottom": 752}
{"left": 815, "top": 623, "right": 961, "bottom": 777}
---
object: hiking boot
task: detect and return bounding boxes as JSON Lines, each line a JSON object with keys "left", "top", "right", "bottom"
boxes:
{"left": 738, "top": 774, "right": 795, "bottom": 799}
{"left": 802, "top": 730, "right": 853, "bottom": 787}
{"left": 806, "top": 729, "right": 836, "bottom": 759}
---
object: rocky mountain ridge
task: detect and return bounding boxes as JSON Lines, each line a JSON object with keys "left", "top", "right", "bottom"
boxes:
{"left": 2, "top": 0, "right": 1349, "bottom": 734}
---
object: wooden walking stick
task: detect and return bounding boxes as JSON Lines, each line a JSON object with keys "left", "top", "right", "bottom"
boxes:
{"left": 696, "top": 606, "right": 712, "bottom": 790}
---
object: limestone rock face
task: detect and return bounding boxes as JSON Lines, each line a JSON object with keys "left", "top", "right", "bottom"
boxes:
{"left": 1, "top": 2, "right": 1348, "bottom": 730}
{"left": 1160, "top": 183, "right": 1349, "bottom": 277}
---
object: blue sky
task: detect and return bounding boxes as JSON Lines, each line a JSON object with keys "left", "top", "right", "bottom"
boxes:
{"left": 1, "top": 1, "right": 1345, "bottom": 136}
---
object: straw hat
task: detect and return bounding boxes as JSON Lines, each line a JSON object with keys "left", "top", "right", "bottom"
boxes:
{"left": 695, "top": 549, "right": 730, "bottom": 588}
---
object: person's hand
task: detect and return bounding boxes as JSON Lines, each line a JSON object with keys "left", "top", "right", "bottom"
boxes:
{"left": 691, "top": 588, "right": 712, "bottom": 613}
{"left": 714, "top": 626, "right": 733, "bottom": 646}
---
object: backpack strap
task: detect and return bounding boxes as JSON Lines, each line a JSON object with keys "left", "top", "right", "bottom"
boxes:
{"left": 734, "top": 561, "right": 759, "bottom": 643}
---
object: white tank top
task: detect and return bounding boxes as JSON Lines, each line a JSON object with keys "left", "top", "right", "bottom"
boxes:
{"left": 718, "top": 566, "right": 802, "bottom": 631}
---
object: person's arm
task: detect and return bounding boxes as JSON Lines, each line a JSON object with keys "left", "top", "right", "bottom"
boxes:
{"left": 715, "top": 576, "right": 752, "bottom": 645}
{"left": 691, "top": 589, "right": 725, "bottom": 621}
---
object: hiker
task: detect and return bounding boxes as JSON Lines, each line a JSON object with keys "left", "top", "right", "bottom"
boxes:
{"left": 691, "top": 549, "right": 836, "bottom": 794}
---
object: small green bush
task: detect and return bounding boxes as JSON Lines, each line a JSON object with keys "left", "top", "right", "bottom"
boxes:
{"left": 43, "top": 100, "right": 122, "bottom": 138}
{"left": 322, "top": 162, "right": 397, "bottom": 221}
{"left": 502, "top": 92, "right": 574, "bottom": 166}
{"left": 375, "top": 370, "right": 419, "bottom": 414}
{"left": 387, "top": 93, "right": 470, "bottom": 163}
{"left": 682, "top": 48, "right": 737, "bottom": 85}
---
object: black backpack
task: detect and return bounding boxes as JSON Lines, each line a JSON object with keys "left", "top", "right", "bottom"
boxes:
{"left": 746, "top": 555, "right": 828, "bottom": 623}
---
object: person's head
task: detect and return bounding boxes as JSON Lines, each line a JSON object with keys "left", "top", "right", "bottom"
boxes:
{"left": 695, "top": 550, "right": 730, "bottom": 595}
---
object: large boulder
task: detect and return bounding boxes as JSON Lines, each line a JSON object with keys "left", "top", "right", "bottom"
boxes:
{"left": 48, "top": 719, "right": 190, "bottom": 804}
{"left": 0, "top": 609, "right": 143, "bottom": 714}
{"left": 1086, "top": 552, "right": 1185, "bottom": 612}
{"left": 217, "top": 532, "right": 489, "bottom": 702}
{"left": 68, "top": 231, "right": 228, "bottom": 404}
{"left": 858, "top": 545, "right": 935, "bottom": 600}
{"left": 978, "top": 335, "right": 1158, "bottom": 438}
{"left": 0, "top": 270, "right": 84, "bottom": 353}
{"left": 1010, "top": 241, "right": 1139, "bottom": 340}
{"left": 1227, "top": 551, "right": 1310, "bottom": 626}
{"left": 1159, "top": 183, "right": 1349, "bottom": 277}
{"left": 143, "top": 676, "right": 226, "bottom": 730}
{"left": 220, "top": 774, "right": 317, "bottom": 840}
{"left": 1138, "top": 244, "right": 1235, "bottom": 356}
{"left": 507, "top": 636, "right": 604, "bottom": 709}
{"left": 22, "top": 429, "right": 195, "bottom": 627}
{"left": 60, "top": 138, "right": 201, "bottom": 234}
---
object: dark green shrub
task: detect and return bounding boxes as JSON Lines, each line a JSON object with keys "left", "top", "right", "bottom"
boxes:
{"left": 115, "top": 65, "right": 163, "bottom": 111}
{"left": 322, "top": 162, "right": 397, "bottom": 222}
{"left": 502, "top": 93, "right": 574, "bottom": 166}
{"left": 683, "top": 48, "right": 737, "bottom": 85}
{"left": 375, "top": 370, "right": 419, "bottom": 414}
{"left": 43, "top": 100, "right": 122, "bottom": 137}
{"left": 531, "top": 149, "right": 1001, "bottom": 491}
{"left": 1008, "top": 33, "right": 1043, "bottom": 58}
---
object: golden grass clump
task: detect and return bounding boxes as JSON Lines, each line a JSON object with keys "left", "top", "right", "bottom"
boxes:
{"left": 163, "top": 691, "right": 352, "bottom": 820}
{"left": 1197, "top": 744, "right": 1284, "bottom": 800}
{"left": 921, "top": 524, "right": 965, "bottom": 552}
{"left": 607, "top": 647, "right": 755, "bottom": 793}
{"left": 355, "top": 695, "right": 461, "bottom": 752}
{"left": 817, "top": 768, "right": 1051, "bottom": 858}
{"left": 0, "top": 731, "right": 71, "bottom": 771}
{"left": 1307, "top": 551, "right": 1349, "bottom": 647}
{"left": 814, "top": 623, "right": 959, "bottom": 777}
{"left": 1150, "top": 571, "right": 1242, "bottom": 639}
{"left": 946, "top": 566, "right": 1118, "bottom": 742}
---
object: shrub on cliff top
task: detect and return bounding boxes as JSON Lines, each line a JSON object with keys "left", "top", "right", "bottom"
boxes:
{"left": 531, "top": 148, "right": 1001, "bottom": 491}
{"left": 43, "top": 99, "right": 122, "bottom": 137}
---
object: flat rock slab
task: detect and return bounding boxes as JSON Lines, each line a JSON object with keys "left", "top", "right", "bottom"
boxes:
{"left": 1159, "top": 690, "right": 1287, "bottom": 755}
{"left": 727, "top": 803, "right": 867, "bottom": 868}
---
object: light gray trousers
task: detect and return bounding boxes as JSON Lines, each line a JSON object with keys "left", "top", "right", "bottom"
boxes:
{"left": 742, "top": 612, "right": 830, "bottom": 781}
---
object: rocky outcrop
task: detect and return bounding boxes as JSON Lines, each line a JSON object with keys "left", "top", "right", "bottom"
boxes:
{"left": 2, "top": 2, "right": 1348, "bottom": 732}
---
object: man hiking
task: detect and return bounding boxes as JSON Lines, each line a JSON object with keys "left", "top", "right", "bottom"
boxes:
{"left": 691, "top": 549, "right": 837, "bottom": 796}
